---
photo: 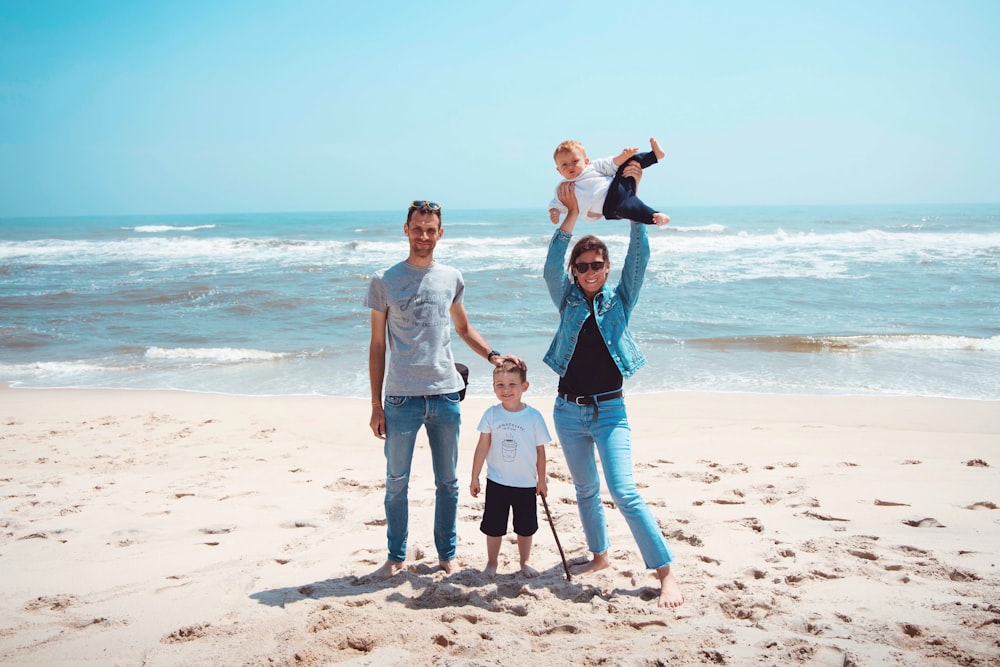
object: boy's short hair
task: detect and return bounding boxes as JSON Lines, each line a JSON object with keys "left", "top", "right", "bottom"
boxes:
{"left": 553, "top": 140, "right": 586, "bottom": 160}
{"left": 493, "top": 359, "right": 526, "bottom": 383}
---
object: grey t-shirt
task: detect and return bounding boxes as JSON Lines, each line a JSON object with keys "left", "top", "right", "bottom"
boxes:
{"left": 365, "top": 260, "right": 466, "bottom": 396}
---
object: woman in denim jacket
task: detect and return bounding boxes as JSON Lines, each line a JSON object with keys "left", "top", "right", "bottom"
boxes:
{"left": 542, "top": 168, "right": 683, "bottom": 608}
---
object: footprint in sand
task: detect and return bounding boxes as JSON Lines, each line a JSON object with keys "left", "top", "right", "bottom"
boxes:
{"left": 162, "top": 623, "right": 213, "bottom": 644}
{"left": 731, "top": 517, "right": 764, "bottom": 533}
{"left": 902, "top": 517, "right": 945, "bottom": 528}
{"left": 24, "top": 594, "right": 78, "bottom": 611}
{"left": 963, "top": 501, "right": 997, "bottom": 510}
{"left": 798, "top": 510, "right": 849, "bottom": 522}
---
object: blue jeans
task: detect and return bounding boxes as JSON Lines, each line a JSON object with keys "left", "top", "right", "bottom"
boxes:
{"left": 383, "top": 393, "right": 461, "bottom": 563}
{"left": 553, "top": 395, "right": 673, "bottom": 570}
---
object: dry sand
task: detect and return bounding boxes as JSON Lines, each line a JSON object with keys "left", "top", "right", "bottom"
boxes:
{"left": 1, "top": 385, "right": 998, "bottom": 666}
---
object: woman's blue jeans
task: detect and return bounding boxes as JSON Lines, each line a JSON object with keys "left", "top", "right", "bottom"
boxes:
{"left": 553, "top": 395, "right": 673, "bottom": 570}
{"left": 383, "top": 393, "right": 461, "bottom": 563}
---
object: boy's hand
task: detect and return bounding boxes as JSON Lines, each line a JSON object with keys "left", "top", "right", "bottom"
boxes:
{"left": 470, "top": 479, "right": 481, "bottom": 497}
{"left": 612, "top": 147, "right": 639, "bottom": 166}
{"left": 536, "top": 479, "right": 548, "bottom": 498}
{"left": 548, "top": 208, "right": 560, "bottom": 224}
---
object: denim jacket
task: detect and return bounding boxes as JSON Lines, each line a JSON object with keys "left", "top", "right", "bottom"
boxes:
{"left": 543, "top": 222, "right": 649, "bottom": 379}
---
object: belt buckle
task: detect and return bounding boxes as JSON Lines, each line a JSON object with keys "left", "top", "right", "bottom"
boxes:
{"left": 575, "top": 395, "right": 587, "bottom": 405}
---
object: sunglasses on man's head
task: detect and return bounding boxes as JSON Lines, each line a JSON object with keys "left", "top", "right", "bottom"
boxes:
{"left": 409, "top": 200, "right": 441, "bottom": 211}
{"left": 573, "top": 261, "right": 606, "bottom": 273}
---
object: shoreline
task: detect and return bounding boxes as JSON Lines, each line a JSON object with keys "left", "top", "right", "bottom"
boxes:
{"left": 2, "top": 386, "right": 998, "bottom": 665}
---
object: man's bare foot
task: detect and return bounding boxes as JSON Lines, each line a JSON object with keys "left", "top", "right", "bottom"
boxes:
{"left": 656, "top": 565, "right": 684, "bottom": 608}
{"left": 570, "top": 551, "right": 611, "bottom": 575}
{"left": 520, "top": 563, "right": 540, "bottom": 578}
{"left": 483, "top": 563, "right": 497, "bottom": 578}
{"left": 365, "top": 559, "right": 404, "bottom": 582}
{"left": 438, "top": 559, "right": 458, "bottom": 574}
{"left": 652, "top": 213, "right": 671, "bottom": 226}
{"left": 650, "top": 137, "right": 665, "bottom": 160}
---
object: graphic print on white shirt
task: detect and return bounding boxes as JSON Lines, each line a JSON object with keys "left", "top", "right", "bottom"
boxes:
{"left": 476, "top": 404, "right": 552, "bottom": 489}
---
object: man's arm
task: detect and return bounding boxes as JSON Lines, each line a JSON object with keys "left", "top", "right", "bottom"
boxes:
{"left": 368, "top": 309, "right": 388, "bottom": 439}
{"left": 451, "top": 302, "right": 524, "bottom": 369}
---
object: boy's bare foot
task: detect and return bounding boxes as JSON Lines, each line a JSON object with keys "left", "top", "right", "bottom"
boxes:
{"left": 365, "top": 559, "right": 405, "bottom": 582}
{"left": 652, "top": 213, "right": 671, "bottom": 226}
{"left": 570, "top": 551, "right": 610, "bottom": 575}
{"left": 650, "top": 137, "right": 665, "bottom": 160}
{"left": 656, "top": 565, "right": 684, "bottom": 608}
{"left": 439, "top": 559, "right": 458, "bottom": 574}
{"left": 520, "top": 563, "right": 540, "bottom": 578}
{"left": 483, "top": 563, "right": 498, "bottom": 578}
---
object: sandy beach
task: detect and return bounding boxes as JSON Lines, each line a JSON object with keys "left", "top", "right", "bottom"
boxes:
{"left": 1, "top": 385, "right": 998, "bottom": 666}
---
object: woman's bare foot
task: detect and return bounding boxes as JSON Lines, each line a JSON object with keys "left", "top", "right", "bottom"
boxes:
{"left": 570, "top": 551, "right": 611, "bottom": 575}
{"left": 656, "top": 565, "right": 684, "bottom": 608}
{"left": 650, "top": 137, "right": 665, "bottom": 160}
{"left": 439, "top": 559, "right": 458, "bottom": 574}
{"left": 652, "top": 212, "right": 671, "bottom": 226}
{"left": 520, "top": 563, "right": 540, "bottom": 578}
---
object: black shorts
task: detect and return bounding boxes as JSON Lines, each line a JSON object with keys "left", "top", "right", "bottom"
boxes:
{"left": 480, "top": 479, "right": 538, "bottom": 537}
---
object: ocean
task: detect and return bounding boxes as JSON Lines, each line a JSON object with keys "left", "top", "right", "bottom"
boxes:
{"left": 1, "top": 205, "right": 998, "bottom": 401}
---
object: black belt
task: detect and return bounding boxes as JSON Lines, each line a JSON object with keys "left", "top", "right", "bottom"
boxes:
{"left": 558, "top": 390, "right": 623, "bottom": 405}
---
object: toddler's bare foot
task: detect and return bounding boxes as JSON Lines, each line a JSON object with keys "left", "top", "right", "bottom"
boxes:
{"left": 570, "top": 551, "right": 610, "bottom": 575}
{"left": 652, "top": 213, "right": 671, "bottom": 226}
{"left": 520, "top": 563, "right": 540, "bottom": 578}
{"left": 650, "top": 137, "right": 665, "bottom": 160}
{"left": 656, "top": 566, "right": 684, "bottom": 608}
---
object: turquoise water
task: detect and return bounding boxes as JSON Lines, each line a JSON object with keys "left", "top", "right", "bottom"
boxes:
{"left": 1, "top": 204, "right": 998, "bottom": 399}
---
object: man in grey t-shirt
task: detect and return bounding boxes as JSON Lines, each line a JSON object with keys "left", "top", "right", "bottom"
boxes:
{"left": 364, "top": 200, "right": 522, "bottom": 580}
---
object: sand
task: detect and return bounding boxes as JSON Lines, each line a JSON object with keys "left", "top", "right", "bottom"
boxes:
{"left": 1, "top": 385, "right": 998, "bottom": 666}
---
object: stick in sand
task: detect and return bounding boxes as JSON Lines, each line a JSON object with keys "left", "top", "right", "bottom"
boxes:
{"left": 541, "top": 494, "right": 571, "bottom": 581}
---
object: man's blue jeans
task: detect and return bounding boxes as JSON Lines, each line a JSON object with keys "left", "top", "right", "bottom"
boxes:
{"left": 553, "top": 395, "right": 673, "bottom": 570}
{"left": 383, "top": 393, "right": 461, "bottom": 563}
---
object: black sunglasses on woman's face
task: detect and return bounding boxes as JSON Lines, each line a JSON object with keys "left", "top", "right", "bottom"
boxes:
{"left": 573, "top": 261, "right": 606, "bottom": 274}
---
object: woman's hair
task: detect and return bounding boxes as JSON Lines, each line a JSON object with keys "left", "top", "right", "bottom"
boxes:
{"left": 568, "top": 235, "right": 609, "bottom": 271}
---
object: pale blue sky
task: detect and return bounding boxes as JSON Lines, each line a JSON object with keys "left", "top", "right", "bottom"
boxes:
{"left": 1, "top": 0, "right": 998, "bottom": 217}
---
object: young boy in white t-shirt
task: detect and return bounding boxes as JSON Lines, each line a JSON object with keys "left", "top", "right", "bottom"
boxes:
{"left": 470, "top": 360, "right": 551, "bottom": 577}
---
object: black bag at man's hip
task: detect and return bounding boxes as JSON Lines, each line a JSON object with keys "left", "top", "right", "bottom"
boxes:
{"left": 455, "top": 363, "right": 469, "bottom": 401}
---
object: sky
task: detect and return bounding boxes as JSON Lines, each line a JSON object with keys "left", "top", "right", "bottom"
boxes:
{"left": 1, "top": 0, "right": 998, "bottom": 217}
